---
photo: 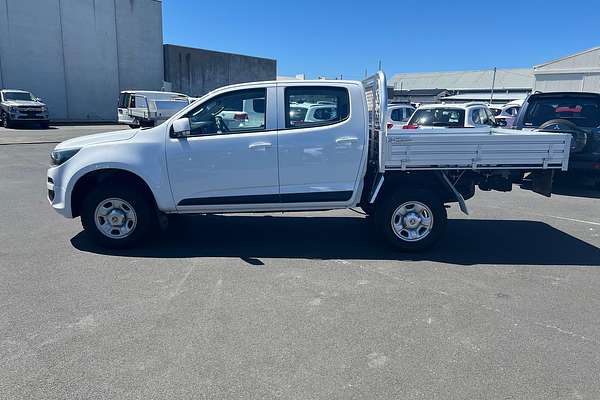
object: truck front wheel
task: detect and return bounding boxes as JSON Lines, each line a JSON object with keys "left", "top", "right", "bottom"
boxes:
{"left": 375, "top": 189, "right": 447, "bottom": 252}
{"left": 2, "top": 112, "right": 12, "bottom": 128}
{"left": 80, "top": 184, "right": 156, "bottom": 248}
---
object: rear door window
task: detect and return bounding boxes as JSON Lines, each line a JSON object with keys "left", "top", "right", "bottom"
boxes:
{"left": 285, "top": 86, "right": 350, "bottom": 129}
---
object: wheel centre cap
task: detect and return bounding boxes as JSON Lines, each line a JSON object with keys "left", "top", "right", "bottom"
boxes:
{"left": 404, "top": 212, "right": 421, "bottom": 228}
{"left": 107, "top": 209, "right": 126, "bottom": 226}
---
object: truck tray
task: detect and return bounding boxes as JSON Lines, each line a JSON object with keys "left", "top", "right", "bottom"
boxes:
{"left": 384, "top": 128, "right": 572, "bottom": 171}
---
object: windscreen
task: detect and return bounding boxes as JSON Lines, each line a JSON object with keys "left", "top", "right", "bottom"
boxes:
{"left": 154, "top": 100, "right": 189, "bottom": 111}
{"left": 523, "top": 97, "right": 600, "bottom": 128}
{"left": 4, "top": 92, "right": 34, "bottom": 101}
{"left": 409, "top": 108, "right": 465, "bottom": 127}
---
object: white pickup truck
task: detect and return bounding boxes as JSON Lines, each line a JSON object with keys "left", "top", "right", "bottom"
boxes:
{"left": 47, "top": 72, "right": 571, "bottom": 251}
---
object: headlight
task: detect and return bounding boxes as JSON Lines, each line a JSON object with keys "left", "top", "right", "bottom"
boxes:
{"left": 51, "top": 148, "right": 80, "bottom": 166}
{"left": 41, "top": 106, "right": 48, "bottom": 112}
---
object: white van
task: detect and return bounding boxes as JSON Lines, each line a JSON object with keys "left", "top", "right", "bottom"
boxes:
{"left": 118, "top": 91, "right": 192, "bottom": 128}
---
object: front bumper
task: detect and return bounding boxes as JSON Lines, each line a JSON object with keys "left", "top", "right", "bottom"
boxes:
{"left": 47, "top": 165, "right": 72, "bottom": 218}
{"left": 11, "top": 110, "right": 49, "bottom": 121}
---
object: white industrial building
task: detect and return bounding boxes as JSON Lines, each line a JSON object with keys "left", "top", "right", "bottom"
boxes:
{"left": 389, "top": 46, "right": 600, "bottom": 104}
{"left": 0, "top": 0, "right": 164, "bottom": 122}
{"left": 0, "top": 0, "right": 276, "bottom": 122}
{"left": 533, "top": 47, "right": 600, "bottom": 93}
{"left": 390, "top": 69, "right": 534, "bottom": 104}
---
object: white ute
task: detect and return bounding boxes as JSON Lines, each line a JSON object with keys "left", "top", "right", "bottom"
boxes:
{"left": 47, "top": 72, "right": 571, "bottom": 251}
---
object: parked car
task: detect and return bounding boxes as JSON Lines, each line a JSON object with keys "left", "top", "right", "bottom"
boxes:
{"left": 513, "top": 92, "right": 600, "bottom": 187}
{"left": 488, "top": 104, "right": 504, "bottom": 117}
{"left": 387, "top": 104, "right": 415, "bottom": 129}
{"left": 493, "top": 99, "right": 523, "bottom": 128}
{"left": 403, "top": 102, "right": 497, "bottom": 129}
{"left": 0, "top": 89, "right": 49, "bottom": 128}
{"left": 118, "top": 91, "right": 192, "bottom": 128}
{"left": 287, "top": 102, "right": 341, "bottom": 125}
{"left": 47, "top": 72, "right": 571, "bottom": 252}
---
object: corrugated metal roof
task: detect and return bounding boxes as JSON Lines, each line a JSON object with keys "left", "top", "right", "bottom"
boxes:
{"left": 441, "top": 92, "right": 528, "bottom": 101}
{"left": 534, "top": 47, "right": 600, "bottom": 73}
{"left": 390, "top": 68, "right": 534, "bottom": 91}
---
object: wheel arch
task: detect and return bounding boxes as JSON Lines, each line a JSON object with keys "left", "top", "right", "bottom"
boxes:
{"left": 70, "top": 168, "right": 158, "bottom": 218}
{"left": 376, "top": 171, "right": 456, "bottom": 203}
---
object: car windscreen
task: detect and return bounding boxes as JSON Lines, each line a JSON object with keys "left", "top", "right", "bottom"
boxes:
{"left": 409, "top": 108, "right": 465, "bottom": 127}
{"left": 523, "top": 97, "right": 600, "bottom": 128}
{"left": 4, "top": 92, "right": 34, "bottom": 101}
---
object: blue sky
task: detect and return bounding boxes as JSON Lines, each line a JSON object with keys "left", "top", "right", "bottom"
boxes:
{"left": 163, "top": 0, "right": 600, "bottom": 79}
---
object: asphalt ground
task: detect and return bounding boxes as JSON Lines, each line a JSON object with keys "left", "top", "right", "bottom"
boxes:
{"left": 1, "top": 126, "right": 599, "bottom": 399}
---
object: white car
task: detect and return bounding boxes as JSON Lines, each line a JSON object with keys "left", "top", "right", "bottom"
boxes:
{"left": 287, "top": 102, "right": 340, "bottom": 124}
{"left": 488, "top": 104, "right": 503, "bottom": 117}
{"left": 493, "top": 99, "right": 524, "bottom": 128}
{"left": 47, "top": 73, "right": 571, "bottom": 252}
{"left": 404, "top": 102, "right": 497, "bottom": 130}
{"left": 387, "top": 104, "right": 415, "bottom": 129}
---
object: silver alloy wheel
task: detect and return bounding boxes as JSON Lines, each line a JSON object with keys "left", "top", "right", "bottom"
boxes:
{"left": 390, "top": 201, "right": 434, "bottom": 242}
{"left": 94, "top": 198, "right": 137, "bottom": 239}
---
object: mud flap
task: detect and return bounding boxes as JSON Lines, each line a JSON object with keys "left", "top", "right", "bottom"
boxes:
{"left": 528, "top": 170, "right": 555, "bottom": 197}
{"left": 438, "top": 172, "right": 469, "bottom": 215}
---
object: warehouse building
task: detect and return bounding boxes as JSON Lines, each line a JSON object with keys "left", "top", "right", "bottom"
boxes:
{"left": 389, "top": 46, "right": 600, "bottom": 105}
{"left": 0, "top": 0, "right": 276, "bottom": 122}
{"left": 163, "top": 45, "right": 276, "bottom": 97}
{"left": 389, "top": 69, "right": 534, "bottom": 104}
{"left": 533, "top": 47, "right": 600, "bottom": 93}
{"left": 0, "top": 0, "right": 164, "bottom": 122}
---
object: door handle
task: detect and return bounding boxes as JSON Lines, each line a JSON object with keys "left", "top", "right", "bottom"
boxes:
{"left": 249, "top": 142, "right": 272, "bottom": 150}
{"left": 335, "top": 136, "right": 358, "bottom": 144}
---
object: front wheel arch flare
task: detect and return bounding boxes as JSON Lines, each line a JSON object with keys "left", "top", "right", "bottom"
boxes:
{"left": 70, "top": 169, "right": 157, "bottom": 218}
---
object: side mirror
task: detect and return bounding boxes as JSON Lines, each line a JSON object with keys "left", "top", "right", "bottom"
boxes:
{"left": 170, "top": 117, "right": 191, "bottom": 138}
{"left": 35, "top": 97, "right": 42, "bottom": 102}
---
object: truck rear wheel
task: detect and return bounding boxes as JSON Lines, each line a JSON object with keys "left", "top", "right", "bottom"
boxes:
{"left": 80, "top": 184, "right": 156, "bottom": 249}
{"left": 375, "top": 189, "right": 447, "bottom": 252}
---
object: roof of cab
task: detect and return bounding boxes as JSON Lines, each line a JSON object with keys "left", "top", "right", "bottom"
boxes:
{"left": 1, "top": 89, "right": 31, "bottom": 93}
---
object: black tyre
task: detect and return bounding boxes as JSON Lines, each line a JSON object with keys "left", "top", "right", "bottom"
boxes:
{"left": 2, "top": 112, "right": 12, "bottom": 128}
{"left": 80, "top": 183, "right": 156, "bottom": 248}
{"left": 128, "top": 124, "right": 139, "bottom": 129}
{"left": 538, "top": 119, "right": 587, "bottom": 153}
{"left": 374, "top": 189, "right": 447, "bottom": 252}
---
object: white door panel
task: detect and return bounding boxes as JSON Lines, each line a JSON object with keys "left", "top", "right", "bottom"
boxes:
{"left": 166, "top": 86, "right": 279, "bottom": 208}
{"left": 276, "top": 84, "right": 367, "bottom": 202}
{"left": 167, "top": 131, "right": 279, "bottom": 206}
{"left": 277, "top": 121, "right": 365, "bottom": 195}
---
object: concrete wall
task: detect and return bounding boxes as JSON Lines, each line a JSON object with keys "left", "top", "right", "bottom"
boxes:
{"left": 0, "top": 0, "right": 163, "bottom": 121}
{"left": 163, "top": 45, "right": 276, "bottom": 97}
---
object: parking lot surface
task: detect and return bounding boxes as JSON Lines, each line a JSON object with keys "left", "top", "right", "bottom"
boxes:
{"left": 1, "top": 126, "right": 600, "bottom": 399}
